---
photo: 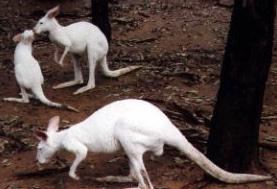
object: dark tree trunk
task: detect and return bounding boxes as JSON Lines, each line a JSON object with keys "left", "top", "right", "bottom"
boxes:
{"left": 91, "top": 0, "right": 111, "bottom": 43}
{"left": 207, "top": 0, "right": 275, "bottom": 172}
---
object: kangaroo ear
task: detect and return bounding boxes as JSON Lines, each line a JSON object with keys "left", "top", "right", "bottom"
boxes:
{"left": 13, "top": 34, "right": 22, "bottom": 43}
{"left": 36, "top": 130, "right": 48, "bottom": 141}
{"left": 47, "top": 116, "right": 60, "bottom": 133}
{"left": 47, "top": 5, "right": 60, "bottom": 18}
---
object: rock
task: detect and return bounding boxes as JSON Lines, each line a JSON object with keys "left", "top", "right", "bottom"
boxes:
{"left": 218, "top": 0, "right": 234, "bottom": 7}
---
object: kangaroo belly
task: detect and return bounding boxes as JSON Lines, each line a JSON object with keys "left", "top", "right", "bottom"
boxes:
{"left": 69, "top": 42, "right": 87, "bottom": 54}
{"left": 88, "top": 137, "right": 121, "bottom": 153}
{"left": 15, "top": 63, "right": 43, "bottom": 88}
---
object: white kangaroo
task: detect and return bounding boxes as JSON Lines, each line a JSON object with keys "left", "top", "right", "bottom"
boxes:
{"left": 3, "top": 30, "right": 78, "bottom": 112}
{"left": 36, "top": 99, "right": 271, "bottom": 189}
{"left": 33, "top": 5, "right": 141, "bottom": 95}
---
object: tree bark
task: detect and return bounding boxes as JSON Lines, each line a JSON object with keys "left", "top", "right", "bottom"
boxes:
{"left": 91, "top": 0, "right": 111, "bottom": 43}
{"left": 207, "top": 0, "right": 275, "bottom": 172}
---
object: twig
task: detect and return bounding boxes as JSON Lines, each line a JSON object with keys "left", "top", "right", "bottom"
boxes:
{"left": 138, "top": 11, "right": 150, "bottom": 18}
{"left": 140, "top": 66, "right": 164, "bottom": 70}
{"left": 62, "top": 104, "right": 80, "bottom": 113}
{"left": 262, "top": 115, "right": 277, "bottom": 120}
{"left": 113, "top": 37, "right": 159, "bottom": 45}
{"left": 129, "top": 37, "right": 158, "bottom": 44}
{"left": 15, "top": 166, "right": 69, "bottom": 178}
{"left": 112, "top": 17, "right": 135, "bottom": 24}
{"left": 161, "top": 71, "right": 200, "bottom": 83}
{"left": 259, "top": 141, "right": 277, "bottom": 150}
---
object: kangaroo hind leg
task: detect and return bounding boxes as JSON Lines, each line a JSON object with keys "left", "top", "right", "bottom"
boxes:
{"left": 96, "top": 161, "right": 136, "bottom": 183}
{"left": 3, "top": 86, "right": 30, "bottom": 103}
{"left": 118, "top": 132, "right": 154, "bottom": 189}
{"left": 73, "top": 49, "right": 97, "bottom": 95}
{"left": 53, "top": 54, "right": 84, "bottom": 89}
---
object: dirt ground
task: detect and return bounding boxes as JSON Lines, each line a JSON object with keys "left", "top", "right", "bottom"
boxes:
{"left": 0, "top": 0, "right": 276, "bottom": 189}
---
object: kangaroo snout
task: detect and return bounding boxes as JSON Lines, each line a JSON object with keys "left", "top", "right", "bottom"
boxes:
{"left": 33, "top": 28, "right": 39, "bottom": 35}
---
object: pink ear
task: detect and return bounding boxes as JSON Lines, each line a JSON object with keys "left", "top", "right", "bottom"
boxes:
{"left": 13, "top": 34, "right": 22, "bottom": 43}
{"left": 47, "top": 116, "right": 60, "bottom": 133}
{"left": 47, "top": 5, "right": 60, "bottom": 18}
{"left": 36, "top": 130, "right": 48, "bottom": 141}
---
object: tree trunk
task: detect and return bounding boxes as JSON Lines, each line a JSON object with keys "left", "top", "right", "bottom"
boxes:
{"left": 207, "top": 0, "right": 275, "bottom": 172}
{"left": 91, "top": 0, "right": 111, "bottom": 43}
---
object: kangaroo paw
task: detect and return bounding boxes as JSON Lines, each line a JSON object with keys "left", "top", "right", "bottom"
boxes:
{"left": 53, "top": 80, "right": 83, "bottom": 89}
{"left": 96, "top": 176, "right": 135, "bottom": 183}
{"left": 73, "top": 85, "right": 95, "bottom": 95}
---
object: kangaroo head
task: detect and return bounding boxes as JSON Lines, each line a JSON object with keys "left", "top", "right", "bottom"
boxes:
{"left": 33, "top": 5, "right": 60, "bottom": 34}
{"left": 13, "top": 30, "right": 35, "bottom": 44}
{"left": 36, "top": 116, "right": 60, "bottom": 164}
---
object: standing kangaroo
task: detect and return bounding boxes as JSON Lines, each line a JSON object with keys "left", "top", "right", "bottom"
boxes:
{"left": 36, "top": 99, "right": 271, "bottom": 189}
{"left": 33, "top": 5, "right": 141, "bottom": 95}
{"left": 3, "top": 30, "right": 78, "bottom": 112}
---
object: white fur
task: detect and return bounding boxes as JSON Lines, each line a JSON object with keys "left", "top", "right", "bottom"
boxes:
{"left": 36, "top": 99, "right": 271, "bottom": 189}
{"left": 33, "top": 6, "right": 141, "bottom": 95}
{"left": 3, "top": 30, "right": 65, "bottom": 108}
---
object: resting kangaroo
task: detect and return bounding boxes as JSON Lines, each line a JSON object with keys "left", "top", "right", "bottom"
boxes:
{"left": 33, "top": 5, "right": 141, "bottom": 95}
{"left": 36, "top": 99, "right": 271, "bottom": 189}
{"left": 3, "top": 30, "right": 78, "bottom": 112}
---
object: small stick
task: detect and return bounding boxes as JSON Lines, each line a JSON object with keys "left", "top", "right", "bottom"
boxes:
{"left": 61, "top": 104, "right": 80, "bottom": 113}
{"left": 15, "top": 166, "right": 69, "bottom": 178}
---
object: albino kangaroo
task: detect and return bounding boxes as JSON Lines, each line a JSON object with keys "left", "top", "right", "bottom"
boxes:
{"left": 3, "top": 30, "right": 78, "bottom": 112}
{"left": 36, "top": 99, "right": 271, "bottom": 189}
{"left": 33, "top": 6, "right": 141, "bottom": 95}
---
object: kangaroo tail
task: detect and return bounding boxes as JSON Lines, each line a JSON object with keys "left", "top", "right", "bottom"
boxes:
{"left": 100, "top": 56, "right": 142, "bottom": 78}
{"left": 165, "top": 127, "right": 272, "bottom": 183}
{"left": 32, "top": 86, "right": 79, "bottom": 112}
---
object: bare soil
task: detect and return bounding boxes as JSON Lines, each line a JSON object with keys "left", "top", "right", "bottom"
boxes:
{"left": 0, "top": 1, "right": 276, "bottom": 189}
